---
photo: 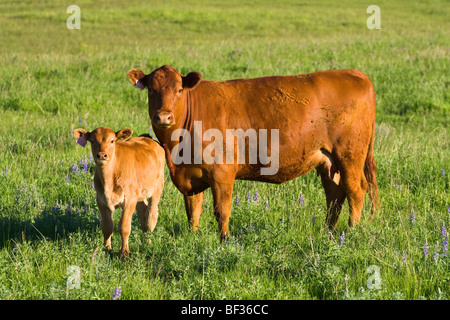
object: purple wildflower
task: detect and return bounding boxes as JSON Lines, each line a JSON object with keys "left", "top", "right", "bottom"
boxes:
{"left": 88, "top": 154, "right": 93, "bottom": 162}
{"left": 53, "top": 200, "right": 61, "bottom": 212}
{"left": 79, "top": 119, "right": 82, "bottom": 124}
{"left": 410, "top": 211, "right": 415, "bottom": 223}
{"left": 246, "top": 193, "right": 251, "bottom": 201}
{"left": 298, "top": 194, "right": 304, "bottom": 206}
{"left": 433, "top": 242, "right": 439, "bottom": 261}
{"left": 92, "top": 181, "right": 95, "bottom": 189}
{"left": 441, "top": 223, "right": 447, "bottom": 237}
{"left": 312, "top": 215, "right": 316, "bottom": 226}
{"left": 4, "top": 167, "right": 8, "bottom": 176}
{"left": 248, "top": 223, "right": 254, "bottom": 229}
{"left": 80, "top": 157, "right": 88, "bottom": 172}
{"left": 264, "top": 201, "right": 269, "bottom": 210}
{"left": 442, "top": 238, "right": 447, "bottom": 256}
{"left": 448, "top": 206, "right": 450, "bottom": 214}
{"left": 235, "top": 196, "right": 240, "bottom": 206}
{"left": 423, "top": 239, "right": 429, "bottom": 258}
{"left": 338, "top": 232, "right": 345, "bottom": 247}
{"left": 254, "top": 190, "right": 259, "bottom": 202}
{"left": 441, "top": 168, "right": 445, "bottom": 177}
{"left": 402, "top": 251, "right": 407, "bottom": 264}
{"left": 65, "top": 175, "right": 69, "bottom": 183}
{"left": 112, "top": 286, "right": 121, "bottom": 300}
{"left": 67, "top": 201, "right": 73, "bottom": 213}
{"left": 71, "top": 162, "right": 79, "bottom": 174}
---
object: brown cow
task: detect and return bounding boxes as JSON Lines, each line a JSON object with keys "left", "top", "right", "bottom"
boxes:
{"left": 128, "top": 65, "right": 378, "bottom": 240}
{"left": 73, "top": 127, "right": 165, "bottom": 257}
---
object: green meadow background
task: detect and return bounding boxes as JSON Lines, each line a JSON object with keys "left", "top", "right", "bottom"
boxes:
{"left": 0, "top": 0, "right": 448, "bottom": 300}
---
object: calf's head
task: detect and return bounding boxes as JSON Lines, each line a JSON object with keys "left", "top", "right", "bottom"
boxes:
{"left": 128, "top": 65, "right": 202, "bottom": 130}
{"left": 73, "top": 127, "right": 133, "bottom": 166}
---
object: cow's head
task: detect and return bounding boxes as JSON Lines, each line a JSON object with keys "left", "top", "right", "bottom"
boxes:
{"left": 128, "top": 65, "right": 202, "bottom": 130}
{"left": 73, "top": 127, "right": 133, "bottom": 166}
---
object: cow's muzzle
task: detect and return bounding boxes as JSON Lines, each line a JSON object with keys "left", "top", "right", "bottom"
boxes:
{"left": 153, "top": 111, "right": 174, "bottom": 129}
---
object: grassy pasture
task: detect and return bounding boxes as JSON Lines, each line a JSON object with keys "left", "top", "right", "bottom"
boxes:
{"left": 0, "top": 0, "right": 448, "bottom": 300}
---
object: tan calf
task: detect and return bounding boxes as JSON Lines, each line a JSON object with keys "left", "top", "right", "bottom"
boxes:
{"left": 73, "top": 127, "right": 165, "bottom": 257}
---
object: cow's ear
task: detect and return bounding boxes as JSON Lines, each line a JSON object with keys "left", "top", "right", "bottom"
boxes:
{"left": 182, "top": 71, "right": 202, "bottom": 89}
{"left": 128, "top": 69, "right": 147, "bottom": 90}
{"left": 116, "top": 128, "right": 133, "bottom": 141}
{"left": 73, "top": 128, "right": 90, "bottom": 147}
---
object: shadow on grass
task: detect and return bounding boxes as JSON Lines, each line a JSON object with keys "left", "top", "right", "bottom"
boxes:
{"left": 0, "top": 204, "right": 100, "bottom": 249}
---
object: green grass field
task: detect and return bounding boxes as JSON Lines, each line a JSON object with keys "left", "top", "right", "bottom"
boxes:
{"left": 0, "top": 0, "right": 448, "bottom": 300}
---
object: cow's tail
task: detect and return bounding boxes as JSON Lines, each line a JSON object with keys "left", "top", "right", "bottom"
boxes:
{"left": 364, "top": 125, "right": 379, "bottom": 222}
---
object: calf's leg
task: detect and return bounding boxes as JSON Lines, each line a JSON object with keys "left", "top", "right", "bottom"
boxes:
{"left": 148, "top": 177, "right": 164, "bottom": 232}
{"left": 118, "top": 201, "right": 137, "bottom": 257}
{"left": 136, "top": 186, "right": 163, "bottom": 244}
{"left": 97, "top": 201, "right": 114, "bottom": 250}
{"left": 136, "top": 201, "right": 150, "bottom": 236}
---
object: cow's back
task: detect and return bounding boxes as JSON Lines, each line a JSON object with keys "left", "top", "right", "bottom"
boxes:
{"left": 188, "top": 69, "right": 375, "bottom": 184}
{"left": 194, "top": 69, "right": 374, "bottom": 129}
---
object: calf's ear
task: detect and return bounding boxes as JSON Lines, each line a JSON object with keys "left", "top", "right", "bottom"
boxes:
{"left": 116, "top": 128, "right": 133, "bottom": 141}
{"left": 128, "top": 69, "right": 147, "bottom": 90}
{"left": 73, "top": 128, "right": 89, "bottom": 147}
{"left": 182, "top": 71, "right": 202, "bottom": 89}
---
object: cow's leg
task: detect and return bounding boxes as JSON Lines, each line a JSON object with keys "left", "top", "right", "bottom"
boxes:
{"left": 97, "top": 200, "right": 114, "bottom": 250}
{"left": 210, "top": 182, "right": 234, "bottom": 241}
{"left": 319, "top": 171, "right": 346, "bottom": 230}
{"left": 118, "top": 201, "right": 137, "bottom": 257}
{"left": 184, "top": 192, "right": 203, "bottom": 232}
{"left": 341, "top": 165, "right": 368, "bottom": 227}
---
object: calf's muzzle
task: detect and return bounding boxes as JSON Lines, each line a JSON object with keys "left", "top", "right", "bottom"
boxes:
{"left": 97, "top": 152, "right": 108, "bottom": 161}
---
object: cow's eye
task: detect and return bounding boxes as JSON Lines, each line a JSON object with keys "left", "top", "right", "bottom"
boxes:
{"left": 111, "top": 140, "right": 114, "bottom": 144}
{"left": 178, "top": 89, "right": 183, "bottom": 93}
